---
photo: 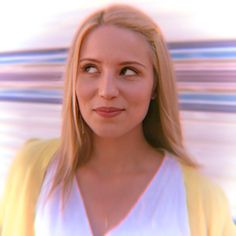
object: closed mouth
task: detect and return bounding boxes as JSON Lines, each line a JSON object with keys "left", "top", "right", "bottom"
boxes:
{"left": 93, "top": 107, "right": 125, "bottom": 118}
{"left": 94, "top": 107, "right": 125, "bottom": 112}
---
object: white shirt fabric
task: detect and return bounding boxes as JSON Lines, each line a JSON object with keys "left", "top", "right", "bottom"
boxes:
{"left": 34, "top": 152, "right": 190, "bottom": 236}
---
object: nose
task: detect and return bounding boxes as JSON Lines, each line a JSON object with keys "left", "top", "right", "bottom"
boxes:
{"left": 98, "top": 72, "right": 119, "bottom": 99}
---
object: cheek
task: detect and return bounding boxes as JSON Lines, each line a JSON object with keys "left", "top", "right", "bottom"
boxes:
{"left": 75, "top": 84, "right": 91, "bottom": 117}
{"left": 76, "top": 80, "right": 95, "bottom": 102}
{"left": 127, "top": 81, "right": 153, "bottom": 103}
{"left": 126, "top": 86, "right": 152, "bottom": 119}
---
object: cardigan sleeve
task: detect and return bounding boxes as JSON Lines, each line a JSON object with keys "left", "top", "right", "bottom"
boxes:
{"left": 0, "top": 139, "right": 59, "bottom": 236}
{"left": 182, "top": 164, "right": 236, "bottom": 236}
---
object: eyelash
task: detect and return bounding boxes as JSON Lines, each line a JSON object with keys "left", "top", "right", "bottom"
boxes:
{"left": 120, "top": 67, "right": 138, "bottom": 76}
{"left": 80, "top": 64, "right": 98, "bottom": 73}
{"left": 80, "top": 64, "right": 139, "bottom": 77}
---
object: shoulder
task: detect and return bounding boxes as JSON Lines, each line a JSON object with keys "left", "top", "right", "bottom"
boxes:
{"left": 8, "top": 138, "right": 60, "bottom": 192}
{"left": 15, "top": 138, "right": 60, "bottom": 163}
{"left": 181, "top": 164, "right": 228, "bottom": 207}
{"left": 181, "top": 164, "right": 227, "bottom": 217}
{"left": 181, "top": 163, "right": 220, "bottom": 196}
{"left": 11, "top": 138, "right": 59, "bottom": 174}
{"left": 3, "top": 137, "right": 60, "bottom": 197}
{"left": 0, "top": 138, "right": 60, "bottom": 236}
{"left": 180, "top": 163, "right": 236, "bottom": 236}
{"left": 4, "top": 138, "right": 59, "bottom": 182}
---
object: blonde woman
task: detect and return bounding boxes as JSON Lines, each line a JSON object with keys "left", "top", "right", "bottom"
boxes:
{"left": 0, "top": 4, "right": 235, "bottom": 236}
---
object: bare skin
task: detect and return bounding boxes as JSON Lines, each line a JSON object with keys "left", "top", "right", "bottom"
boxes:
{"left": 76, "top": 25, "right": 164, "bottom": 236}
{"left": 77, "top": 132, "right": 164, "bottom": 236}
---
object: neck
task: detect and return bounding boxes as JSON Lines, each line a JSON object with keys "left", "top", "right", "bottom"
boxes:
{"left": 87, "top": 126, "right": 159, "bottom": 175}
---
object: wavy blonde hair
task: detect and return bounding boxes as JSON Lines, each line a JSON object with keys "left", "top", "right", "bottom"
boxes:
{"left": 51, "top": 4, "right": 196, "bottom": 198}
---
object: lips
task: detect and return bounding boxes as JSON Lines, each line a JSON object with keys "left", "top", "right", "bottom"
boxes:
{"left": 93, "top": 107, "right": 125, "bottom": 118}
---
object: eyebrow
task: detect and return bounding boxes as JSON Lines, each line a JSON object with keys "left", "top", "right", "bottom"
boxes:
{"left": 79, "top": 58, "right": 100, "bottom": 63}
{"left": 119, "top": 61, "right": 146, "bottom": 68}
{"left": 79, "top": 58, "right": 146, "bottom": 68}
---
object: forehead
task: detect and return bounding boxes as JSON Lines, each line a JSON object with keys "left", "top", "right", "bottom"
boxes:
{"left": 79, "top": 25, "right": 153, "bottom": 64}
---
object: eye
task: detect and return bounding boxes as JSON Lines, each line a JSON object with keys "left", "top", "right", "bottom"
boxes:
{"left": 81, "top": 64, "right": 98, "bottom": 74}
{"left": 120, "top": 67, "right": 137, "bottom": 76}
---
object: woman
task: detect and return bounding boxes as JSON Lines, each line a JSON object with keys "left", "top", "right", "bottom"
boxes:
{"left": 0, "top": 4, "right": 235, "bottom": 236}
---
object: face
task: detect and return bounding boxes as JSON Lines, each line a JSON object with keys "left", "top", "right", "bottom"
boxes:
{"left": 76, "top": 25, "right": 154, "bottom": 139}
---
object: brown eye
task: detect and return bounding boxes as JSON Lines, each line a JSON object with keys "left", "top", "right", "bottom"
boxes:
{"left": 82, "top": 64, "right": 98, "bottom": 74}
{"left": 120, "top": 67, "right": 137, "bottom": 76}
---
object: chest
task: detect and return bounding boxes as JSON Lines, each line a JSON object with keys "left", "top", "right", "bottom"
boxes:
{"left": 35, "top": 156, "right": 191, "bottom": 236}
{"left": 77, "top": 172, "right": 154, "bottom": 236}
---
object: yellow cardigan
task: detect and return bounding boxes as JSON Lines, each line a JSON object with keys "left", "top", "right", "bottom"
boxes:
{"left": 0, "top": 139, "right": 235, "bottom": 236}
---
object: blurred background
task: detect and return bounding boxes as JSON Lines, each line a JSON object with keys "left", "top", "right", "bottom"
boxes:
{"left": 0, "top": 0, "right": 236, "bottom": 220}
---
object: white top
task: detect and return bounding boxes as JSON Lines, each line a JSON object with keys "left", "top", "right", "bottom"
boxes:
{"left": 34, "top": 152, "right": 190, "bottom": 236}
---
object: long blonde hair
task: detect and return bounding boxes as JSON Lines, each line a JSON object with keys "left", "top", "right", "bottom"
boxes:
{"left": 50, "top": 4, "right": 196, "bottom": 198}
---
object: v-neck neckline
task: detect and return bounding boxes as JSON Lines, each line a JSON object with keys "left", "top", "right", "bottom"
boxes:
{"left": 35, "top": 151, "right": 190, "bottom": 236}
{"left": 73, "top": 153, "right": 168, "bottom": 236}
